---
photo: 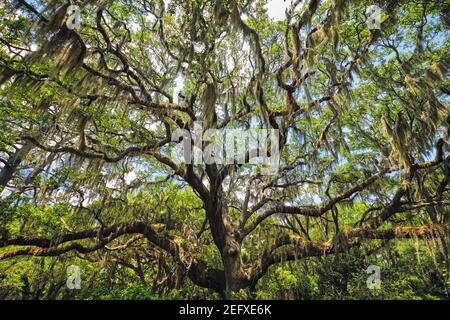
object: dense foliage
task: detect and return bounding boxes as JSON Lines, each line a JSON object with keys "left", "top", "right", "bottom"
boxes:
{"left": 0, "top": 0, "right": 449, "bottom": 299}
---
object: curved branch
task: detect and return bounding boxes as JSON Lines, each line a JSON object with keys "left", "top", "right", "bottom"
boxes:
{"left": 0, "top": 221, "right": 225, "bottom": 292}
{"left": 251, "top": 223, "right": 450, "bottom": 285}
{"left": 242, "top": 168, "right": 389, "bottom": 238}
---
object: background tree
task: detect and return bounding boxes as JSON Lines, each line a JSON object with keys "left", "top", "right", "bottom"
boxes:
{"left": 0, "top": 0, "right": 449, "bottom": 299}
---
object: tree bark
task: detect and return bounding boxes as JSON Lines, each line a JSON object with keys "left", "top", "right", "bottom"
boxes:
{"left": 205, "top": 184, "right": 250, "bottom": 297}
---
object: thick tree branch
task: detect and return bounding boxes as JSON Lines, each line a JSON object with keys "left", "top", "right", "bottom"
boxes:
{"left": 251, "top": 223, "right": 450, "bottom": 285}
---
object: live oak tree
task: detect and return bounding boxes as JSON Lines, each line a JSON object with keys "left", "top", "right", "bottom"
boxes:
{"left": 0, "top": 0, "right": 449, "bottom": 298}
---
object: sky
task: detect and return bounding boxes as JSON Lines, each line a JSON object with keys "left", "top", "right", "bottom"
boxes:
{"left": 266, "top": 0, "right": 291, "bottom": 21}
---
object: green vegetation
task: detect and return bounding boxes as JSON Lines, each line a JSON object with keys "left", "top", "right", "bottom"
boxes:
{"left": 0, "top": 0, "right": 449, "bottom": 300}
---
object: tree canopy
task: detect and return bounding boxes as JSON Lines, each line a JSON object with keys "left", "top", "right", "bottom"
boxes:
{"left": 0, "top": 0, "right": 449, "bottom": 300}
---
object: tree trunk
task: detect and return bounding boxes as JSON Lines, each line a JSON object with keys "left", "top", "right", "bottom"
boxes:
{"left": 222, "top": 235, "right": 249, "bottom": 294}
{"left": 206, "top": 187, "right": 249, "bottom": 298}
